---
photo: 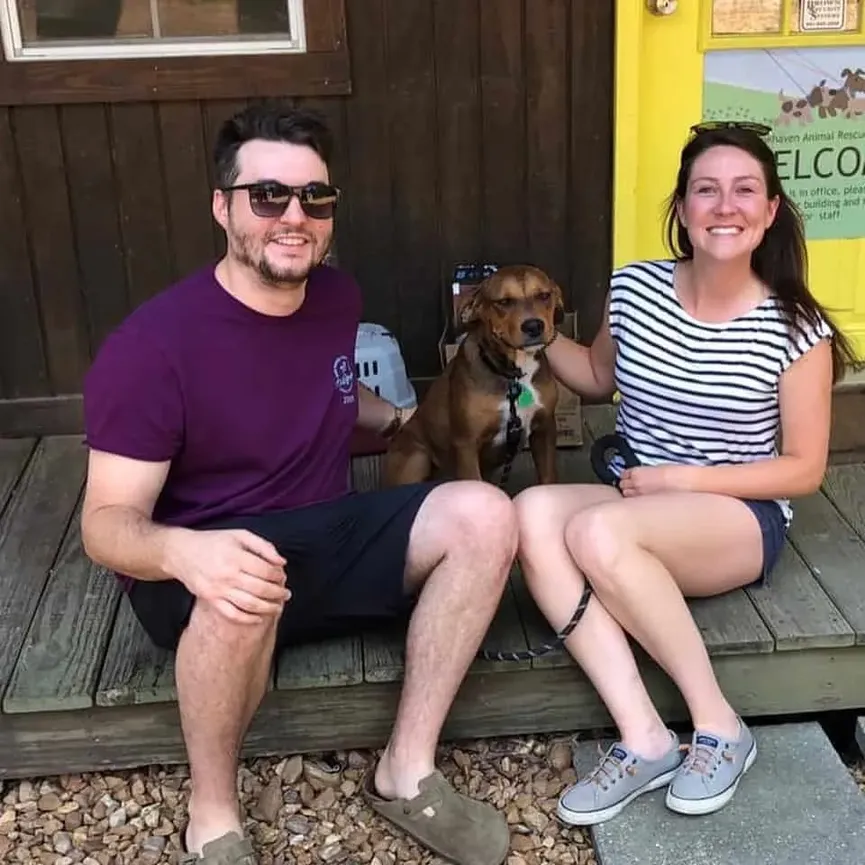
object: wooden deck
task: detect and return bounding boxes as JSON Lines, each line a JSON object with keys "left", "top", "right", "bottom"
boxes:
{"left": 1, "top": 406, "right": 865, "bottom": 782}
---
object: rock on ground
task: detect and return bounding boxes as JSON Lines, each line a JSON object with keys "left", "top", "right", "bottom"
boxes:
{"left": 0, "top": 734, "right": 598, "bottom": 865}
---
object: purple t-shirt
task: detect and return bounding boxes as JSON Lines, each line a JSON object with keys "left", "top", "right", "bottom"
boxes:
{"left": 83, "top": 263, "right": 361, "bottom": 528}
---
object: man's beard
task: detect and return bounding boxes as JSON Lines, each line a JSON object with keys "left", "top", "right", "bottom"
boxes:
{"left": 228, "top": 224, "right": 331, "bottom": 287}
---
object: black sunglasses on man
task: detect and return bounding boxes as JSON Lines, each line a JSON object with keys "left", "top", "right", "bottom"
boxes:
{"left": 220, "top": 180, "right": 342, "bottom": 220}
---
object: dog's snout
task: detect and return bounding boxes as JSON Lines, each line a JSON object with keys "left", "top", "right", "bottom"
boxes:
{"left": 521, "top": 318, "right": 544, "bottom": 339}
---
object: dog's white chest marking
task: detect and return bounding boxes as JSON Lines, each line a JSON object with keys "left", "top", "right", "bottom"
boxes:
{"left": 492, "top": 354, "right": 543, "bottom": 447}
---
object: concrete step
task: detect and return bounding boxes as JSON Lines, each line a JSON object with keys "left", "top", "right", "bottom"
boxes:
{"left": 572, "top": 721, "right": 865, "bottom": 865}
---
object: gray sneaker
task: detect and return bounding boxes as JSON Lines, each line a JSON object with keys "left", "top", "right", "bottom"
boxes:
{"left": 665, "top": 719, "right": 756, "bottom": 816}
{"left": 556, "top": 731, "right": 684, "bottom": 826}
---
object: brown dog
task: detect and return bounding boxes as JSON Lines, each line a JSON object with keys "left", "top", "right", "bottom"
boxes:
{"left": 383, "top": 265, "right": 563, "bottom": 486}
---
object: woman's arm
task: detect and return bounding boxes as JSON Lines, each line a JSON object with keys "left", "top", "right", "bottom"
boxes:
{"left": 546, "top": 297, "right": 618, "bottom": 401}
{"left": 622, "top": 338, "right": 834, "bottom": 500}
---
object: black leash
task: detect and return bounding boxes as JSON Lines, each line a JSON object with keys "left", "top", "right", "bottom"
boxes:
{"left": 477, "top": 431, "right": 641, "bottom": 663}
{"left": 476, "top": 342, "right": 525, "bottom": 491}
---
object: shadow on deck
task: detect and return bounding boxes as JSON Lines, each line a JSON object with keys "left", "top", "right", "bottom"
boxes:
{"left": 1, "top": 406, "right": 864, "bottom": 781}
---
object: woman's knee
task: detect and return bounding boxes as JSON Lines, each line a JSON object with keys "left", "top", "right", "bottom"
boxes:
{"left": 565, "top": 502, "right": 633, "bottom": 589}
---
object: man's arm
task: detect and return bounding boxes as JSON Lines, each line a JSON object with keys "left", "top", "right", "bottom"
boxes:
{"left": 81, "top": 449, "right": 183, "bottom": 582}
{"left": 81, "top": 448, "right": 290, "bottom": 623}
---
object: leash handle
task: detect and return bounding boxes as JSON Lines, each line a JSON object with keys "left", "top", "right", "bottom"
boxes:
{"left": 589, "top": 433, "right": 641, "bottom": 487}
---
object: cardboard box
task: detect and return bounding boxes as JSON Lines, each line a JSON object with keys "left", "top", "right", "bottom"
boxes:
{"left": 448, "top": 263, "right": 500, "bottom": 334}
{"left": 438, "top": 308, "right": 583, "bottom": 449}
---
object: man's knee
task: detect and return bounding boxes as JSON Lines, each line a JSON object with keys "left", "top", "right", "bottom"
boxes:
{"left": 185, "top": 598, "right": 281, "bottom": 650}
{"left": 436, "top": 480, "right": 517, "bottom": 562}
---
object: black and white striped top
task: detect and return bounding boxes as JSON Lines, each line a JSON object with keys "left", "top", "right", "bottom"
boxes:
{"left": 609, "top": 259, "right": 832, "bottom": 524}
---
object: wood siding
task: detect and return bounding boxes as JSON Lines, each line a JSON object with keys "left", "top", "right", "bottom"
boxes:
{"left": 0, "top": 0, "right": 614, "bottom": 432}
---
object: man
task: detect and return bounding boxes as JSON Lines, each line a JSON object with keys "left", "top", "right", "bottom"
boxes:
{"left": 81, "top": 101, "right": 514, "bottom": 865}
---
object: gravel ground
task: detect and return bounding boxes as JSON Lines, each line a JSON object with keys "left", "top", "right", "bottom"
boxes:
{"left": 0, "top": 734, "right": 597, "bottom": 865}
{"left": 2, "top": 733, "right": 863, "bottom": 865}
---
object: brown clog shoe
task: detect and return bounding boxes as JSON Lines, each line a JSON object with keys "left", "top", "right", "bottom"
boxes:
{"left": 362, "top": 769, "right": 509, "bottom": 865}
{"left": 179, "top": 830, "right": 257, "bottom": 865}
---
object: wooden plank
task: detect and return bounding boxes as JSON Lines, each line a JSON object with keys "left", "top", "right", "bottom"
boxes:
{"left": 276, "top": 636, "right": 364, "bottom": 690}
{"left": 0, "top": 395, "right": 83, "bottom": 438}
{"left": 0, "top": 436, "right": 87, "bottom": 708}
{"left": 59, "top": 104, "right": 130, "bottom": 354}
{"left": 0, "top": 437, "right": 34, "bottom": 512}
{"left": 687, "top": 591, "right": 774, "bottom": 655}
{"left": 0, "top": 108, "right": 48, "bottom": 399}
{"left": 569, "top": 0, "right": 614, "bottom": 338}
{"left": 157, "top": 102, "right": 217, "bottom": 278}
{"left": 351, "top": 454, "right": 382, "bottom": 493}
{"left": 479, "top": 0, "right": 527, "bottom": 262}
{"left": 746, "top": 542, "right": 854, "bottom": 650}
{"left": 110, "top": 103, "right": 174, "bottom": 311}
{"left": 433, "top": 0, "right": 481, "bottom": 289}
{"left": 382, "top": 0, "right": 440, "bottom": 377}
{"left": 14, "top": 106, "right": 91, "bottom": 393}
{"left": 362, "top": 623, "right": 407, "bottom": 684}
{"left": 787, "top": 491, "right": 865, "bottom": 644}
{"left": 822, "top": 463, "right": 865, "bottom": 539}
{"left": 0, "top": 54, "right": 350, "bottom": 106}
{"left": 3, "top": 506, "right": 122, "bottom": 713}
{"left": 96, "top": 596, "right": 177, "bottom": 707}
{"left": 304, "top": 0, "right": 348, "bottom": 53}
{"left": 3, "top": 645, "right": 865, "bottom": 781}
{"left": 525, "top": 0, "right": 570, "bottom": 288}
{"left": 342, "top": 0, "right": 398, "bottom": 334}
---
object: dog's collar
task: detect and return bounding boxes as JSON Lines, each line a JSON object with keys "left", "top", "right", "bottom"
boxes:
{"left": 477, "top": 341, "right": 523, "bottom": 381}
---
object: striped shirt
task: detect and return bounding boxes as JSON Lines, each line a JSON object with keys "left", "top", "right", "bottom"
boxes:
{"left": 608, "top": 259, "right": 832, "bottom": 524}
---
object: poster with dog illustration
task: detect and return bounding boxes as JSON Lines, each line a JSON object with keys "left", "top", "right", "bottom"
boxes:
{"left": 702, "top": 47, "right": 865, "bottom": 240}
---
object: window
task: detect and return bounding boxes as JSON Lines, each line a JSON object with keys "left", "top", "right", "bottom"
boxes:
{"left": 0, "top": 0, "right": 349, "bottom": 104}
{"left": 1, "top": 0, "right": 306, "bottom": 60}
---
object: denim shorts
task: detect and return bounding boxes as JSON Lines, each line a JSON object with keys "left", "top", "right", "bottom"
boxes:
{"left": 740, "top": 498, "right": 787, "bottom": 585}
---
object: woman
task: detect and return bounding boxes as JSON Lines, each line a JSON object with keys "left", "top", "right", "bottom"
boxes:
{"left": 515, "top": 121, "right": 860, "bottom": 825}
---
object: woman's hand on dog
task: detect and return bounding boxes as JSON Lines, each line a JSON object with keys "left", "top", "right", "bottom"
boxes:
{"left": 618, "top": 465, "right": 696, "bottom": 497}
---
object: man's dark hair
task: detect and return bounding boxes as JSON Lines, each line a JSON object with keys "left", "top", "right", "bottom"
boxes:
{"left": 213, "top": 100, "right": 334, "bottom": 189}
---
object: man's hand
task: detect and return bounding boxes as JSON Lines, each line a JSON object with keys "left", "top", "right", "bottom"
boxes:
{"left": 166, "top": 528, "right": 290, "bottom": 624}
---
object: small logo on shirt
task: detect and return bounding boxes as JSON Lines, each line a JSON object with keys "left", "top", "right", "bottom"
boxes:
{"left": 333, "top": 355, "right": 356, "bottom": 404}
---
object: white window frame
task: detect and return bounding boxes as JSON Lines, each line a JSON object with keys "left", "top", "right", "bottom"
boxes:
{"left": 0, "top": 0, "right": 307, "bottom": 62}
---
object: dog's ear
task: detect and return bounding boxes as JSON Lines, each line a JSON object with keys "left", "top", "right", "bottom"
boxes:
{"left": 550, "top": 278, "right": 565, "bottom": 326}
{"left": 459, "top": 286, "right": 485, "bottom": 327}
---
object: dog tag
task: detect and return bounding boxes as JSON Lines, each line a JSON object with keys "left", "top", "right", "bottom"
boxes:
{"left": 517, "top": 385, "right": 534, "bottom": 408}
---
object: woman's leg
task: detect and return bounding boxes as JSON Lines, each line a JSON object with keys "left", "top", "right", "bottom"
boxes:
{"left": 565, "top": 491, "right": 763, "bottom": 737}
{"left": 563, "top": 491, "right": 765, "bottom": 816}
{"left": 515, "top": 484, "right": 686, "bottom": 826}
{"left": 514, "top": 484, "right": 674, "bottom": 759}
{"left": 515, "top": 485, "right": 765, "bottom": 822}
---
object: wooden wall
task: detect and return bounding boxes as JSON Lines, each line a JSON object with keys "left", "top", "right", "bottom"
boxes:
{"left": 0, "top": 0, "right": 614, "bottom": 434}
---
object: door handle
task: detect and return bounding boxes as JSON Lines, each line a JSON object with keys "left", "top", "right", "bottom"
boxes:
{"left": 646, "top": 0, "right": 678, "bottom": 14}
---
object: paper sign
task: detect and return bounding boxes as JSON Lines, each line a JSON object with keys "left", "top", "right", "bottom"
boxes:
{"left": 799, "top": 0, "right": 847, "bottom": 31}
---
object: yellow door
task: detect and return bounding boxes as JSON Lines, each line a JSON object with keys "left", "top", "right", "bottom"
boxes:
{"left": 613, "top": 0, "right": 865, "bottom": 364}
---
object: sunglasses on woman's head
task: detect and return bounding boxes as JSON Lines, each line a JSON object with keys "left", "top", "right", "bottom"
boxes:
{"left": 221, "top": 180, "right": 341, "bottom": 219}
{"left": 689, "top": 120, "right": 772, "bottom": 137}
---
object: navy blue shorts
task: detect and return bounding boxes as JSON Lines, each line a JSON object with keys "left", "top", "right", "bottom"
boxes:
{"left": 125, "top": 482, "right": 439, "bottom": 651}
{"left": 740, "top": 498, "right": 787, "bottom": 585}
